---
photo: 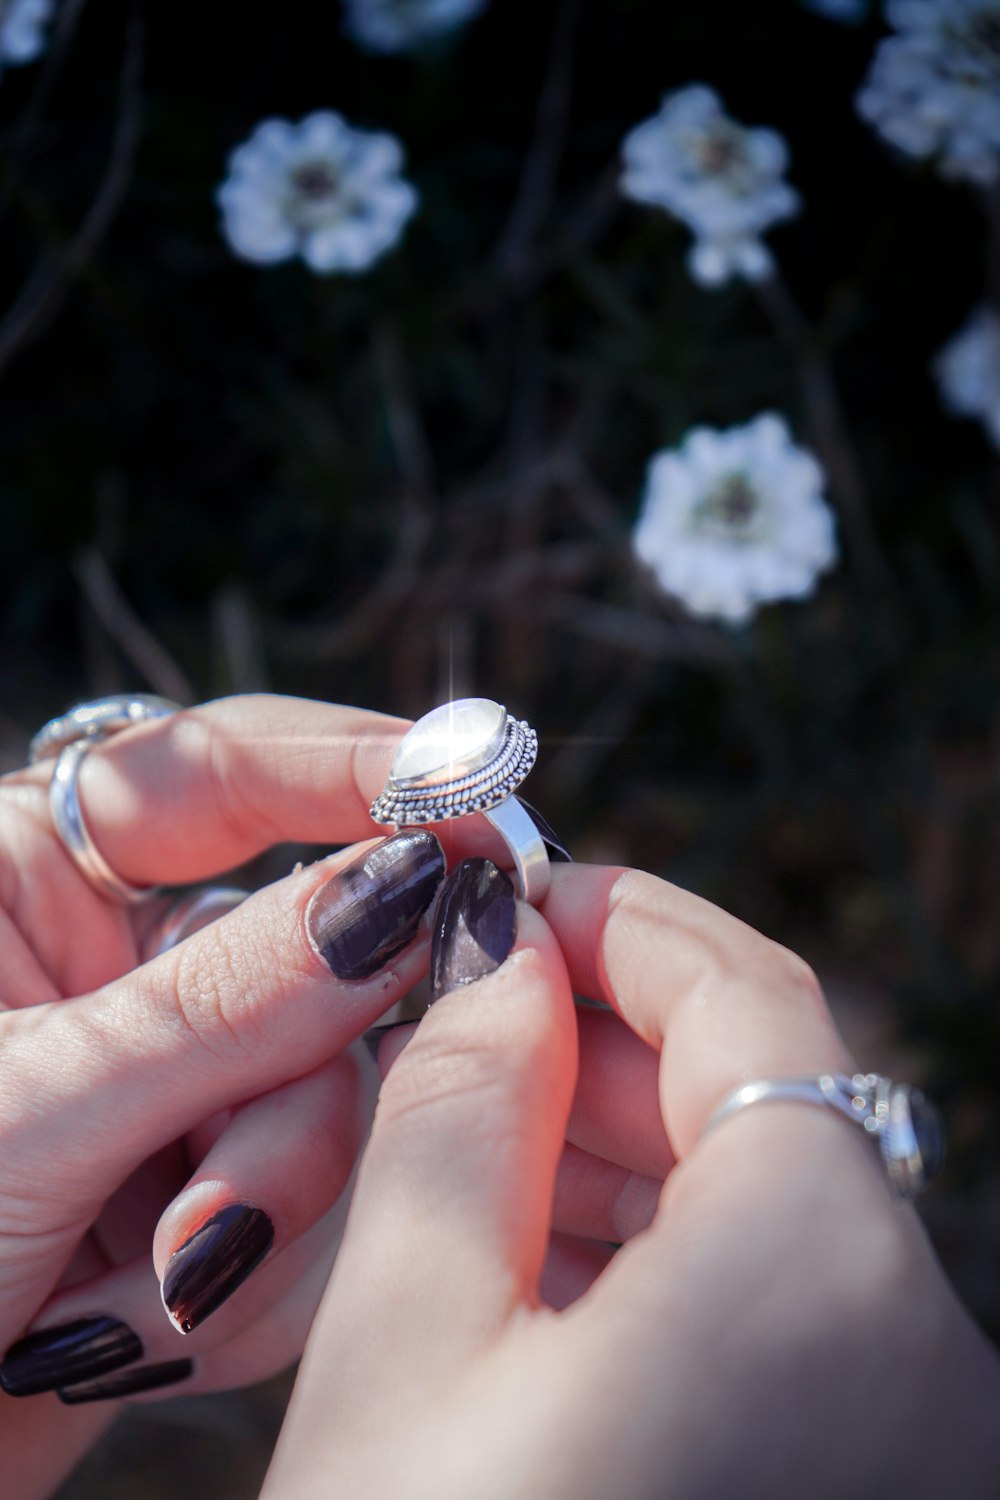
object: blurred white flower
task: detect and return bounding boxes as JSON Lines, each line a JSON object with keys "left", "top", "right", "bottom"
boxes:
{"left": 0, "top": 0, "right": 54, "bottom": 74}
{"left": 856, "top": 0, "right": 1000, "bottom": 184}
{"left": 632, "top": 414, "right": 838, "bottom": 626}
{"left": 217, "top": 111, "right": 418, "bottom": 274}
{"left": 620, "top": 85, "right": 800, "bottom": 289}
{"left": 343, "top": 0, "right": 487, "bottom": 53}
{"left": 802, "top": 0, "right": 869, "bottom": 20}
{"left": 934, "top": 305, "right": 1000, "bottom": 447}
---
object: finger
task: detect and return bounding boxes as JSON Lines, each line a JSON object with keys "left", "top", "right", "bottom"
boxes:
{"left": 324, "top": 900, "right": 576, "bottom": 1384}
{"left": 22, "top": 695, "right": 411, "bottom": 889}
{"left": 541, "top": 863, "right": 851, "bottom": 1156}
{"left": 540, "top": 1232, "right": 614, "bottom": 1312}
{"left": 377, "top": 1024, "right": 665, "bottom": 1241}
{"left": 551, "top": 1142, "right": 661, "bottom": 1245}
{"left": 568, "top": 1006, "right": 674, "bottom": 1179}
{"left": 1, "top": 1204, "right": 345, "bottom": 1403}
{"left": 376, "top": 1006, "right": 672, "bottom": 1181}
{"left": 0, "top": 831, "right": 444, "bottom": 1342}
{"left": 152, "top": 1052, "right": 362, "bottom": 1334}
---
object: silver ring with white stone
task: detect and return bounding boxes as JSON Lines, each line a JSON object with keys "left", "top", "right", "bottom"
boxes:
{"left": 30, "top": 694, "right": 181, "bottom": 905}
{"left": 702, "top": 1072, "right": 945, "bottom": 1200}
{"left": 369, "top": 698, "right": 552, "bottom": 905}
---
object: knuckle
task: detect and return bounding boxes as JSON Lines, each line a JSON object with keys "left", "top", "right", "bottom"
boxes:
{"left": 167, "top": 921, "right": 271, "bottom": 1059}
{"left": 770, "top": 942, "right": 827, "bottom": 1013}
{"left": 375, "top": 1029, "right": 526, "bottom": 1140}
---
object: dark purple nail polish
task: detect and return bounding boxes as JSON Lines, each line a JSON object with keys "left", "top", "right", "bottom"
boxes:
{"left": 307, "top": 830, "right": 445, "bottom": 981}
{"left": 0, "top": 1316, "right": 143, "bottom": 1397}
{"left": 429, "top": 858, "right": 516, "bottom": 1003}
{"left": 57, "top": 1357, "right": 194, "bottom": 1405}
{"left": 161, "top": 1204, "right": 274, "bottom": 1335}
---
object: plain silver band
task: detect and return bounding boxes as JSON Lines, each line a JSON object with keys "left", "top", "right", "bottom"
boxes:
{"left": 141, "top": 885, "right": 248, "bottom": 960}
{"left": 50, "top": 740, "right": 159, "bottom": 904}
{"left": 484, "top": 795, "right": 551, "bottom": 905}
{"left": 36, "top": 694, "right": 182, "bottom": 904}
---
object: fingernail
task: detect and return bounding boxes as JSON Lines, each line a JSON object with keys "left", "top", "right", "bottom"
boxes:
{"left": 161, "top": 1203, "right": 274, "bottom": 1335}
{"left": 429, "top": 857, "right": 516, "bottom": 1003}
{"left": 0, "top": 1316, "right": 142, "bottom": 1397}
{"left": 57, "top": 1357, "right": 194, "bottom": 1405}
{"left": 307, "top": 830, "right": 445, "bottom": 980}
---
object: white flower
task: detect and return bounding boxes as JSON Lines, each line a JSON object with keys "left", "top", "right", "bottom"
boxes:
{"left": 934, "top": 305, "right": 1000, "bottom": 447}
{"left": 620, "top": 85, "right": 800, "bottom": 289}
{"left": 632, "top": 414, "right": 838, "bottom": 626}
{"left": 802, "top": 0, "right": 869, "bottom": 21}
{"left": 0, "top": 0, "right": 54, "bottom": 74}
{"left": 343, "top": 0, "right": 488, "bottom": 53}
{"left": 856, "top": 0, "right": 1000, "bottom": 185}
{"left": 217, "top": 111, "right": 418, "bottom": 274}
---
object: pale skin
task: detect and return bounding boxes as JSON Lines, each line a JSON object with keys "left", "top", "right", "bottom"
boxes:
{"left": 0, "top": 696, "right": 682, "bottom": 1497}
{"left": 264, "top": 865, "right": 1000, "bottom": 1500}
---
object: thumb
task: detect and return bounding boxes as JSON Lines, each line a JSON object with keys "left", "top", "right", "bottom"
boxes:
{"left": 290, "top": 860, "right": 577, "bottom": 1407}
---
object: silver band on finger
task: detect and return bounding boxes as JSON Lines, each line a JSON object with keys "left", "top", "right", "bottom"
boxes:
{"left": 50, "top": 740, "right": 159, "bottom": 904}
{"left": 703, "top": 1072, "right": 945, "bottom": 1200}
{"left": 28, "top": 693, "right": 180, "bottom": 765}
{"left": 32, "top": 693, "right": 181, "bottom": 904}
{"left": 369, "top": 698, "right": 554, "bottom": 905}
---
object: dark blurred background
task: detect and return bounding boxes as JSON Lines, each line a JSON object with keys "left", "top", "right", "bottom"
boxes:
{"left": 0, "top": 0, "right": 995, "bottom": 1492}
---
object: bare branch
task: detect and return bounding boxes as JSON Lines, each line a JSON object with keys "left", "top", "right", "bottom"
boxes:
{"left": 493, "top": 0, "right": 578, "bottom": 277}
{"left": 74, "top": 547, "right": 193, "bottom": 704}
{"left": 0, "top": 8, "right": 143, "bottom": 380}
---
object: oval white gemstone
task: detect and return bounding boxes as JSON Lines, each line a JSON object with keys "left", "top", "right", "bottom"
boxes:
{"left": 391, "top": 698, "right": 507, "bottom": 787}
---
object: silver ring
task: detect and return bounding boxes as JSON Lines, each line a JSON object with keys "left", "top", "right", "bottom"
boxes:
{"left": 32, "top": 694, "right": 181, "bottom": 904}
{"left": 29, "top": 693, "right": 180, "bottom": 765}
{"left": 703, "top": 1072, "right": 945, "bottom": 1199}
{"left": 141, "top": 885, "right": 248, "bottom": 961}
{"left": 369, "top": 698, "right": 552, "bottom": 905}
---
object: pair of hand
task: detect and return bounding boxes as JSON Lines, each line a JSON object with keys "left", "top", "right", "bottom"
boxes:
{"left": 0, "top": 695, "right": 997, "bottom": 1499}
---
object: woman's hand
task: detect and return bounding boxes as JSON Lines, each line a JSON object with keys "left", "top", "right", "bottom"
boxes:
{"left": 0, "top": 695, "right": 448, "bottom": 1496}
{"left": 265, "top": 860, "right": 1000, "bottom": 1500}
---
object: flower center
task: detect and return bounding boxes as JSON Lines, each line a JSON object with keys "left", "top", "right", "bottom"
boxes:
{"left": 291, "top": 162, "right": 340, "bottom": 201}
{"left": 694, "top": 125, "right": 748, "bottom": 179}
{"left": 694, "top": 473, "right": 764, "bottom": 540}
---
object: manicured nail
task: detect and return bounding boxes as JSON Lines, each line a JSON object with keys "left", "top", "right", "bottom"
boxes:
{"left": 429, "top": 857, "right": 516, "bottom": 1003}
{"left": 0, "top": 1316, "right": 142, "bottom": 1397}
{"left": 57, "top": 1358, "right": 194, "bottom": 1405}
{"left": 307, "top": 830, "right": 445, "bottom": 980}
{"left": 161, "top": 1203, "right": 274, "bottom": 1334}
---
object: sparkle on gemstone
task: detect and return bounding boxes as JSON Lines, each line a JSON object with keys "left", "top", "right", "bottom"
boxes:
{"left": 390, "top": 699, "right": 508, "bottom": 789}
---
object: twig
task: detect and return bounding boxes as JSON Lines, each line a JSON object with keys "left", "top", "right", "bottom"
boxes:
{"left": 74, "top": 547, "right": 193, "bottom": 704}
{"left": 493, "top": 0, "right": 578, "bottom": 278}
{"left": 372, "top": 320, "right": 437, "bottom": 504}
{"left": 213, "top": 583, "right": 270, "bottom": 694}
{"left": 0, "top": 0, "right": 90, "bottom": 226}
{"left": 755, "top": 271, "right": 895, "bottom": 601}
{"left": 0, "top": 8, "right": 143, "bottom": 380}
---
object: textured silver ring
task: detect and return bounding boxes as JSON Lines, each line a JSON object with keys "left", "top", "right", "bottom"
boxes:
{"left": 32, "top": 694, "right": 181, "bottom": 905}
{"left": 703, "top": 1072, "right": 945, "bottom": 1200}
{"left": 370, "top": 697, "right": 552, "bottom": 905}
